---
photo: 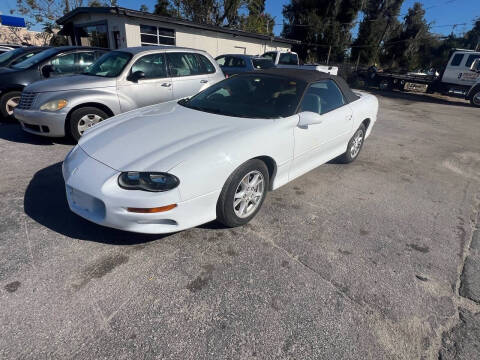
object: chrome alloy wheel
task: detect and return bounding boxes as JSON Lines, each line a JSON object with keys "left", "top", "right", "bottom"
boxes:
{"left": 350, "top": 129, "right": 364, "bottom": 159}
{"left": 6, "top": 96, "right": 20, "bottom": 116}
{"left": 473, "top": 92, "right": 480, "bottom": 106}
{"left": 233, "top": 170, "right": 265, "bottom": 218}
{"left": 77, "top": 114, "right": 104, "bottom": 135}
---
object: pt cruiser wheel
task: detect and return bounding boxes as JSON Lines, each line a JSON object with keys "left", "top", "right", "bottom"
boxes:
{"left": 69, "top": 107, "right": 108, "bottom": 141}
{"left": 338, "top": 124, "right": 366, "bottom": 163}
{"left": 217, "top": 159, "right": 269, "bottom": 227}
{"left": 471, "top": 89, "right": 480, "bottom": 108}
{"left": 0, "top": 91, "right": 21, "bottom": 120}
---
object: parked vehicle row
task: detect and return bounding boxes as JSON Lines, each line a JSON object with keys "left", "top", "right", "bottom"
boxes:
{"left": 261, "top": 50, "right": 339, "bottom": 75}
{"left": 0, "top": 46, "right": 107, "bottom": 118}
{"left": 14, "top": 46, "right": 223, "bottom": 140}
{"left": 0, "top": 44, "right": 378, "bottom": 234}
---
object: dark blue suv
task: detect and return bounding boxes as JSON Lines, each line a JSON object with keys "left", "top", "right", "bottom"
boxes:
{"left": 215, "top": 54, "right": 275, "bottom": 77}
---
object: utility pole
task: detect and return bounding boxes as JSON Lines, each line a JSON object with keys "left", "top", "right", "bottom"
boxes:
{"left": 326, "top": 45, "right": 331, "bottom": 65}
{"left": 374, "top": 16, "right": 391, "bottom": 65}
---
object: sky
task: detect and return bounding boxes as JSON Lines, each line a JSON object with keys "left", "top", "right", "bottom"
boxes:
{"left": 0, "top": 0, "right": 478, "bottom": 37}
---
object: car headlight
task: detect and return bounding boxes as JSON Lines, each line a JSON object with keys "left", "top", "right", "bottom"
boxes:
{"left": 40, "top": 99, "right": 68, "bottom": 111}
{"left": 118, "top": 172, "right": 180, "bottom": 192}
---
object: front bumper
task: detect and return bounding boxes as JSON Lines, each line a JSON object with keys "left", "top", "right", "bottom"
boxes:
{"left": 63, "top": 147, "right": 219, "bottom": 234}
{"left": 14, "top": 108, "right": 69, "bottom": 137}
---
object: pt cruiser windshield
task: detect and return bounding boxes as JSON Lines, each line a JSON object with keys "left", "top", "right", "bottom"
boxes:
{"left": 82, "top": 51, "right": 132, "bottom": 77}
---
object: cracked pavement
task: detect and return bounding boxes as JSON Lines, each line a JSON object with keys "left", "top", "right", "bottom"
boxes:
{"left": 1, "top": 91, "right": 480, "bottom": 359}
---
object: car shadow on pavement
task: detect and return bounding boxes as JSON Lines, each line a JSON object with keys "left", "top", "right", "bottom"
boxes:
{"left": 0, "top": 123, "right": 75, "bottom": 146}
{"left": 24, "top": 162, "right": 165, "bottom": 245}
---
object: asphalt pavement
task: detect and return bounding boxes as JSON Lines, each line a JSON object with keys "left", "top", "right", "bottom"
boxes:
{"left": 1, "top": 91, "right": 480, "bottom": 359}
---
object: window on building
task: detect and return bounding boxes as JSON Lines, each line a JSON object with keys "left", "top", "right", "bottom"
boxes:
{"left": 74, "top": 23, "right": 109, "bottom": 48}
{"left": 140, "top": 24, "right": 175, "bottom": 46}
{"left": 450, "top": 53, "right": 464, "bottom": 66}
{"left": 466, "top": 54, "right": 480, "bottom": 68}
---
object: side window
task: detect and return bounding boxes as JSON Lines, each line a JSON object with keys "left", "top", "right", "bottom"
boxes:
{"left": 231, "top": 57, "right": 246, "bottom": 68}
{"left": 166, "top": 52, "right": 204, "bottom": 77}
{"left": 262, "top": 52, "right": 276, "bottom": 62}
{"left": 131, "top": 53, "right": 167, "bottom": 79}
{"left": 197, "top": 54, "right": 216, "bottom": 74}
{"left": 50, "top": 53, "right": 76, "bottom": 74}
{"left": 466, "top": 54, "right": 480, "bottom": 68}
{"left": 216, "top": 56, "right": 226, "bottom": 66}
{"left": 279, "top": 53, "right": 298, "bottom": 65}
{"left": 76, "top": 52, "right": 96, "bottom": 70}
{"left": 450, "top": 53, "right": 464, "bottom": 67}
{"left": 300, "top": 80, "right": 345, "bottom": 115}
{"left": 11, "top": 51, "right": 36, "bottom": 65}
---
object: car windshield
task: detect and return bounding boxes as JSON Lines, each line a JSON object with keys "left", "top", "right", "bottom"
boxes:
{"left": 0, "top": 48, "right": 25, "bottom": 66}
{"left": 252, "top": 58, "right": 275, "bottom": 69}
{"left": 11, "top": 47, "right": 60, "bottom": 69}
{"left": 82, "top": 51, "right": 132, "bottom": 77}
{"left": 180, "top": 74, "right": 306, "bottom": 119}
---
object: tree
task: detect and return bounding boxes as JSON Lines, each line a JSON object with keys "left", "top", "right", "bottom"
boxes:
{"left": 139, "top": 4, "right": 149, "bottom": 12}
{"left": 351, "top": 0, "right": 405, "bottom": 66}
{"left": 381, "top": 2, "right": 431, "bottom": 71}
{"left": 239, "top": 0, "right": 274, "bottom": 35}
{"left": 14, "top": 0, "right": 85, "bottom": 28}
{"left": 282, "top": 0, "right": 363, "bottom": 63}
{"left": 88, "top": 0, "right": 103, "bottom": 6}
{"left": 154, "top": 0, "right": 174, "bottom": 16}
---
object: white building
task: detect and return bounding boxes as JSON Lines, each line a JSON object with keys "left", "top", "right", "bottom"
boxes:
{"left": 57, "top": 7, "right": 298, "bottom": 57}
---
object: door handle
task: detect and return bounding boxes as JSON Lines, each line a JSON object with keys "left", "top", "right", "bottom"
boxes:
{"left": 200, "top": 79, "right": 208, "bottom": 84}
{"left": 161, "top": 82, "right": 172, "bottom": 87}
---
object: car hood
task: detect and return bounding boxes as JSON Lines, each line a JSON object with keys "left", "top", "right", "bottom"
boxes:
{"left": 78, "top": 101, "right": 271, "bottom": 172}
{"left": 26, "top": 74, "right": 116, "bottom": 93}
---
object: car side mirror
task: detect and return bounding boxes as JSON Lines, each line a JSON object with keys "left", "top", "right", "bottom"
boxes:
{"left": 470, "top": 58, "right": 480, "bottom": 73}
{"left": 41, "top": 64, "right": 54, "bottom": 78}
{"left": 127, "top": 70, "right": 145, "bottom": 82}
{"left": 298, "top": 111, "right": 323, "bottom": 128}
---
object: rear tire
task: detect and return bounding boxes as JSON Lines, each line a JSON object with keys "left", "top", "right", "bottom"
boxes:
{"left": 0, "top": 91, "right": 21, "bottom": 120}
{"left": 337, "top": 124, "right": 366, "bottom": 164}
{"left": 470, "top": 89, "right": 480, "bottom": 108}
{"left": 216, "top": 159, "right": 269, "bottom": 228}
{"left": 69, "top": 107, "right": 108, "bottom": 141}
{"left": 379, "top": 79, "right": 393, "bottom": 91}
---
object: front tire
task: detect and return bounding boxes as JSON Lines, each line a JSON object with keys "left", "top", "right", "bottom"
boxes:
{"left": 217, "top": 159, "right": 269, "bottom": 228}
{"left": 0, "top": 91, "right": 21, "bottom": 120}
{"left": 337, "top": 124, "right": 366, "bottom": 164}
{"left": 470, "top": 89, "right": 480, "bottom": 108}
{"left": 69, "top": 107, "right": 108, "bottom": 141}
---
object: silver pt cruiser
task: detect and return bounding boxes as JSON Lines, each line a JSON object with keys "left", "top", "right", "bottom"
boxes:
{"left": 14, "top": 46, "right": 224, "bottom": 140}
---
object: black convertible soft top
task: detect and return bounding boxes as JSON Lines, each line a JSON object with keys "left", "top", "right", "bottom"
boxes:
{"left": 243, "top": 68, "right": 359, "bottom": 104}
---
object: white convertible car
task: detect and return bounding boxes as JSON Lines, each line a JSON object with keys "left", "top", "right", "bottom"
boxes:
{"left": 63, "top": 69, "right": 378, "bottom": 234}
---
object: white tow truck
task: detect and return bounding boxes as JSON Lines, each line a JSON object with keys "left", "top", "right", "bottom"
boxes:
{"left": 261, "top": 50, "right": 339, "bottom": 75}
{"left": 363, "top": 49, "right": 480, "bottom": 107}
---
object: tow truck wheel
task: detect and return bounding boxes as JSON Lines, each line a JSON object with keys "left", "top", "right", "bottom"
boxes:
{"left": 379, "top": 79, "right": 393, "bottom": 91}
{"left": 470, "top": 89, "right": 480, "bottom": 108}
